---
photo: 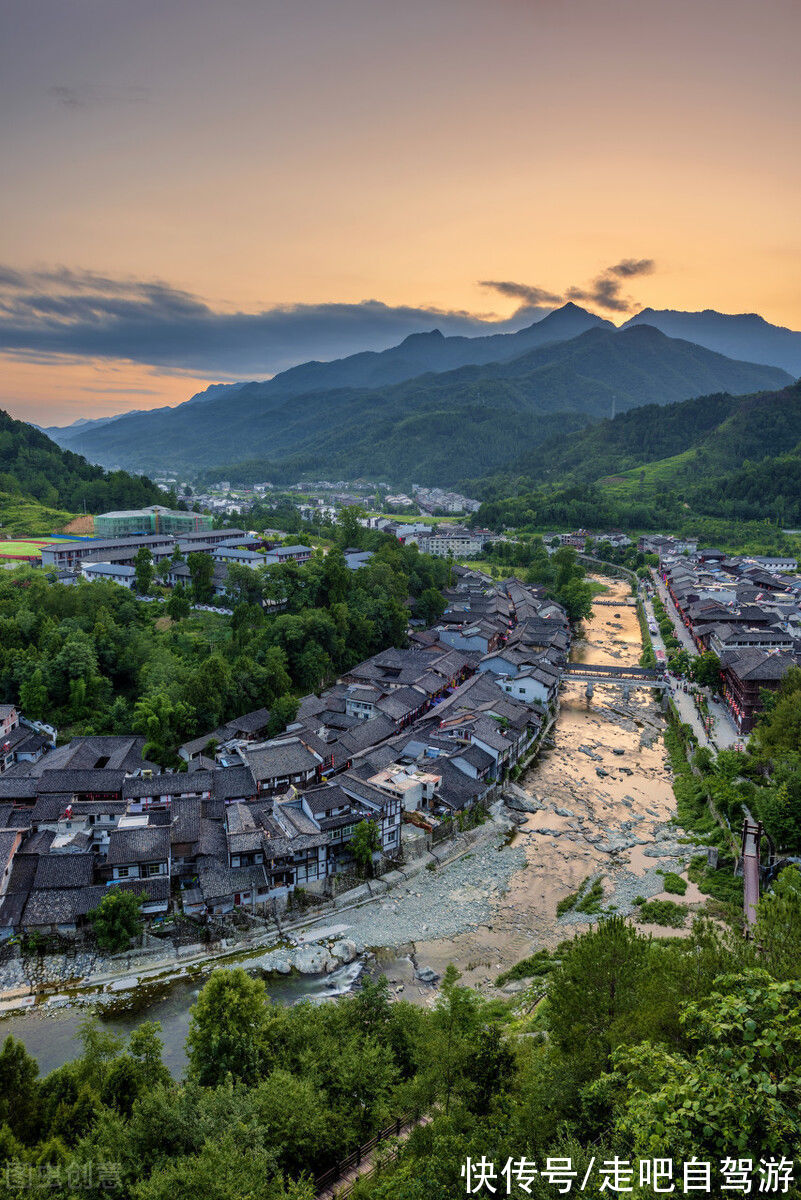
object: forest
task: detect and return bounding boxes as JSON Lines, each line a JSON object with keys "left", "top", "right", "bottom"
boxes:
{"left": 0, "top": 885, "right": 798, "bottom": 1199}
{"left": 0, "top": 532, "right": 450, "bottom": 764}
{"left": 470, "top": 381, "right": 801, "bottom": 534}
{"left": 0, "top": 409, "right": 169, "bottom": 517}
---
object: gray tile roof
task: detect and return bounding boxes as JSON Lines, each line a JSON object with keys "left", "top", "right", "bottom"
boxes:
{"left": 122, "top": 773, "right": 213, "bottom": 798}
{"left": 106, "top": 825, "right": 170, "bottom": 865}
{"left": 245, "top": 740, "right": 321, "bottom": 782}
{"left": 197, "top": 863, "right": 268, "bottom": 904}
{"left": 33, "top": 852, "right": 96, "bottom": 891}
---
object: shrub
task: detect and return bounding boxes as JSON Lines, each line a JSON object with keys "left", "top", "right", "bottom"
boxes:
{"left": 636, "top": 899, "right": 687, "bottom": 927}
{"left": 662, "top": 872, "right": 688, "bottom": 895}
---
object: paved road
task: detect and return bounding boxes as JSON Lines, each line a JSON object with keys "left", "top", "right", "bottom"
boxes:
{"left": 642, "top": 575, "right": 745, "bottom": 754}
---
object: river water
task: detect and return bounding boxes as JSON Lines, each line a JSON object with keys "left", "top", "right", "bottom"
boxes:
{"left": 0, "top": 578, "right": 685, "bottom": 1069}
{"left": 0, "top": 960, "right": 364, "bottom": 1077}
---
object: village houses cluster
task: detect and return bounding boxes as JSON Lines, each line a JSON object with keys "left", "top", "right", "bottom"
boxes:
{"left": 650, "top": 537, "right": 800, "bottom": 733}
{"left": 0, "top": 567, "right": 568, "bottom": 938}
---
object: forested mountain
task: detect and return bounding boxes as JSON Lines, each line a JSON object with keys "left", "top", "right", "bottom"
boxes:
{"left": 475, "top": 380, "right": 801, "bottom": 530}
{"left": 43, "top": 325, "right": 790, "bottom": 485}
{"left": 0, "top": 408, "right": 166, "bottom": 514}
{"left": 47, "top": 303, "right": 612, "bottom": 456}
{"left": 623, "top": 307, "right": 801, "bottom": 376}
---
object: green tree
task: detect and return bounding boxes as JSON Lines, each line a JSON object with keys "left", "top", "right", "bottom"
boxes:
{"left": 753, "top": 666, "right": 801, "bottom": 758}
{"left": 351, "top": 819, "right": 381, "bottom": 876}
{"left": 186, "top": 968, "right": 270, "bottom": 1087}
{"left": 546, "top": 917, "right": 650, "bottom": 1078}
{"left": 337, "top": 505, "right": 365, "bottom": 548}
{"left": 132, "top": 689, "right": 194, "bottom": 764}
{"left": 0, "top": 1035, "right": 39, "bottom": 1140}
{"left": 416, "top": 587, "right": 446, "bottom": 625}
{"left": 266, "top": 694, "right": 299, "bottom": 737}
{"left": 613, "top": 971, "right": 801, "bottom": 1158}
{"left": 557, "top": 576, "right": 594, "bottom": 624}
{"left": 691, "top": 651, "right": 722, "bottom": 689}
{"left": 753, "top": 866, "right": 801, "bottom": 980}
{"left": 187, "top": 552, "right": 215, "bottom": 604}
{"left": 166, "top": 585, "right": 191, "bottom": 621}
{"left": 18, "top": 665, "right": 48, "bottom": 719}
{"left": 88, "top": 888, "right": 143, "bottom": 952}
{"left": 134, "top": 547, "right": 154, "bottom": 594}
{"left": 425, "top": 965, "right": 483, "bottom": 1113}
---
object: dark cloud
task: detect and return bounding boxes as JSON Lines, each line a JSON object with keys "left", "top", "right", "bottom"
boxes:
{"left": 479, "top": 280, "right": 564, "bottom": 306}
{"left": 48, "top": 85, "right": 149, "bottom": 109}
{"left": 482, "top": 258, "right": 655, "bottom": 315}
{"left": 608, "top": 258, "right": 655, "bottom": 279}
{"left": 0, "top": 265, "right": 536, "bottom": 379}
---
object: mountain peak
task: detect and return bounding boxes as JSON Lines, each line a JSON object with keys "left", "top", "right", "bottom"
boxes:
{"left": 399, "top": 328, "right": 445, "bottom": 346}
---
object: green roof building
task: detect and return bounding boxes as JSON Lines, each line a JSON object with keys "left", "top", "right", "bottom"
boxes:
{"left": 93, "top": 505, "right": 211, "bottom": 538}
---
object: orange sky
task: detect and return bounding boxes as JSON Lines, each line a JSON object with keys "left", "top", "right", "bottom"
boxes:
{"left": 1, "top": 0, "right": 800, "bottom": 424}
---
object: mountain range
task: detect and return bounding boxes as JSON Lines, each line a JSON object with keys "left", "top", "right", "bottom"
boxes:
{"left": 622, "top": 309, "right": 801, "bottom": 377}
{"left": 42, "top": 306, "right": 792, "bottom": 486}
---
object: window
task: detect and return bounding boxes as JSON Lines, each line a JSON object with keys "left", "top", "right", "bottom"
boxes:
{"left": 145, "top": 862, "right": 163, "bottom": 877}
{"left": 116, "top": 867, "right": 130, "bottom": 878}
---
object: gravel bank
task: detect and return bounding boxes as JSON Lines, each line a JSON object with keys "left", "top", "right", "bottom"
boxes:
{"left": 342, "top": 833, "right": 528, "bottom": 947}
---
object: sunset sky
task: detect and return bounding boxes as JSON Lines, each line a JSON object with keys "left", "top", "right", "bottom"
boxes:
{"left": 2, "top": 0, "right": 800, "bottom": 424}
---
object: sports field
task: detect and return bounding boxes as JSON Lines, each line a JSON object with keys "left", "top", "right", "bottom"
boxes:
{"left": 0, "top": 539, "right": 53, "bottom": 559}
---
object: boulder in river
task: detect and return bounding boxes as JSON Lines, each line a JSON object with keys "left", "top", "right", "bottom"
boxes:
{"left": 415, "top": 966, "right": 439, "bottom": 984}
{"left": 330, "top": 939, "right": 358, "bottom": 965}
{"left": 504, "top": 791, "right": 543, "bottom": 814}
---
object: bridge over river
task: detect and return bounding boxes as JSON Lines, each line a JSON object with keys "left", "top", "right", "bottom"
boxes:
{"left": 563, "top": 661, "right": 668, "bottom": 699}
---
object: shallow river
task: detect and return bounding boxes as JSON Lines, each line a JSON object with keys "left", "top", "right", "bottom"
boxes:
{"left": 0, "top": 960, "right": 363, "bottom": 1077}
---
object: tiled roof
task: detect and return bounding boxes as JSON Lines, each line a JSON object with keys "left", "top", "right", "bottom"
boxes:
{"left": 106, "top": 825, "right": 170, "bottom": 865}
{"left": 33, "top": 852, "right": 95, "bottom": 890}
{"left": 245, "top": 740, "right": 322, "bottom": 781}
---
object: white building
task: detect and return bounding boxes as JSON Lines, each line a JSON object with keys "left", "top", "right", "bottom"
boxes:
{"left": 81, "top": 562, "right": 136, "bottom": 588}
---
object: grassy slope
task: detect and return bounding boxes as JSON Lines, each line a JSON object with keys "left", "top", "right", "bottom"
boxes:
{"left": 0, "top": 493, "right": 77, "bottom": 539}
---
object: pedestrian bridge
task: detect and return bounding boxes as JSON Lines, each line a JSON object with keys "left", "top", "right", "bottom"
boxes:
{"left": 563, "top": 662, "right": 667, "bottom": 698}
{"left": 592, "top": 598, "right": 636, "bottom": 608}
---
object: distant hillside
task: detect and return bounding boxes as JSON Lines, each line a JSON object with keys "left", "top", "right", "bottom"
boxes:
{"left": 0, "top": 408, "right": 167, "bottom": 516}
{"left": 46, "top": 382, "right": 247, "bottom": 453}
{"left": 475, "top": 379, "right": 801, "bottom": 529}
{"left": 623, "top": 308, "right": 801, "bottom": 377}
{"left": 47, "top": 324, "right": 791, "bottom": 486}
